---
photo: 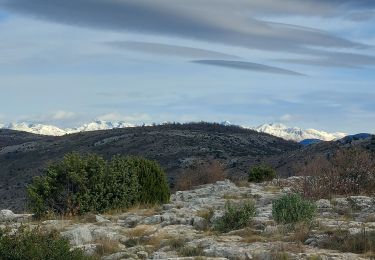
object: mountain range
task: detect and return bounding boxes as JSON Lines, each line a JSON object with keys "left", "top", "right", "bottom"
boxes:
{"left": 0, "top": 121, "right": 373, "bottom": 212}
{"left": 0, "top": 120, "right": 348, "bottom": 142}
{"left": 0, "top": 121, "right": 135, "bottom": 136}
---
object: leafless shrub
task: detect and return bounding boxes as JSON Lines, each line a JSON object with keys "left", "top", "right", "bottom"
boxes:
{"left": 175, "top": 160, "right": 227, "bottom": 191}
{"left": 293, "top": 148, "right": 375, "bottom": 199}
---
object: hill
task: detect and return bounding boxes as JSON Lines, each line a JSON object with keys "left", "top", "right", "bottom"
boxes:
{"left": 275, "top": 133, "right": 375, "bottom": 177}
{"left": 1, "top": 120, "right": 351, "bottom": 142}
{"left": 0, "top": 122, "right": 300, "bottom": 211}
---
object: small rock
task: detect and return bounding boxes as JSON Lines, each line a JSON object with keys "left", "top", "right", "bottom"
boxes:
{"left": 95, "top": 215, "right": 110, "bottom": 223}
{"left": 72, "top": 243, "right": 99, "bottom": 256}
{"left": 348, "top": 227, "right": 364, "bottom": 235}
{"left": 304, "top": 237, "right": 318, "bottom": 247}
{"left": 119, "top": 214, "right": 144, "bottom": 227}
{"left": 101, "top": 252, "right": 131, "bottom": 260}
{"left": 245, "top": 252, "right": 253, "bottom": 260}
{"left": 263, "top": 225, "right": 278, "bottom": 235}
{"left": 61, "top": 226, "right": 93, "bottom": 246}
{"left": 316, "top": 199, "right": 332, "bottom": 210}
{"left": 193, "top": 216, "right": 208, "bottom": 230}
{"left": 348, "top": 196, "right": 374, "bottom": 211}
{"left": 162, "top": 204, "right": 174, "bottom": 210}
{"left": 141, "top": 215, "right": 162, "bottom": 225}
{"left": 0, "top": 210, "right": 16, "bottom": 222}
{"left": 137, "top": 251, "right": 148, "bottom": 259}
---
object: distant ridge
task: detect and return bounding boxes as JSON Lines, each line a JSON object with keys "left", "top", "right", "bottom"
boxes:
{"left": 0, "top": 120, "right": 352, "bottom": 142}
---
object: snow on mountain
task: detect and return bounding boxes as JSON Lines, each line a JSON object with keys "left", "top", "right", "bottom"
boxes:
{"left": 67, "top": 120, "right": 134, "bottom": 133}
{"left": 3, "top": 122, "right": 68, "bottom": 136}
{"left": 1, "top": 120, "right": 135, "bottom": 136}
{"left": 1, "top": 120, "right": 348, "bottom": 142}
{"left": 253, "top": 123, "right": 347, "bottom": 142}
{"left": 220, "top": 121, "right": 232, "bottom": 126}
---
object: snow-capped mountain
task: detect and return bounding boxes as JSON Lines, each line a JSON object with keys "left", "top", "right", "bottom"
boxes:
{"left": 67, "top": 120, "right": 134, "bottom": 133}
{"left": 3, "top": 122, "right": 68, "bottom": 136}
{"left": 253, "top": 123, "right": 347, "bottom": 142}
{"left": 1, "top": 120, "right": 348, "bottom": 142}
{"left": 220, "top": 121, "right": 232, "bottom": 126}
{"left": 1, "top": 120, "right": 135, "bottom": 136}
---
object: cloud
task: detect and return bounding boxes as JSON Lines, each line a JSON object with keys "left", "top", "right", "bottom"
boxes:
{"left": 279, "top": 114, "right": 301, "bottom": 122}
{"left": 0, "top": 0, "right": 369, "bottom": 56}
{"left": 50, "top": 110, "right": 77, "bottom": 120}
{"left": 193, "top": 60, "right": 305, "bottom": 76}
{"left": 17, "top": 111, "right": 78, "bottom": 125}
{"left": 108, "top": 41, "right": 238, "bottom": 59}
{"left": 97, "top": 112, "right": 151, "bottom": 123}
{"left": 276, "top": 51, "right": 375, "bottom": 68}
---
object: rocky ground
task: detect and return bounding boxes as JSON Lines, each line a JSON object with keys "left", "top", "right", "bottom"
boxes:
{"left": 1, "top": 178, "right": 374, "bottom": 259}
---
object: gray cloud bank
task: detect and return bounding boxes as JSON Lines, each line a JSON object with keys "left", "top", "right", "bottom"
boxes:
{"left": 193, "top": 60, "right": 305, "bottom": 76}
{"left": 0, "top": 0, "right": 371, "bottom": 53}
{"left": 1, "top": 0, "right": 375, "bottom": 71}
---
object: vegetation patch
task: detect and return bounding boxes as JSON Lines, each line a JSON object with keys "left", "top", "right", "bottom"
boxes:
{"left": 293, "top": 148, "right": 375, "bottom": 199}
{"left": 197, "top": 208, "right": 214, "bottom": 222}
{"left": 175, "top": 160, "right": 226, "bottom": 191}
{"left": 248, "top": 165, "right": 277, "bottom": 183}
{"left": 319, "top": 229, "right": 375, "bottom": 256}
{"left": 214, "top": 200, "right": 255, "bottom": 233}
{"left": 177, "top": 244, "right": 205, "bottom": 257}
{"left": 27, "top": 153, "right": 170, "bottom": 218}
{"left": 272, "top": 193, "right": 316, "bottom": 224}
{"left": 0, "top": 227, "right": 92, "bottom": 260}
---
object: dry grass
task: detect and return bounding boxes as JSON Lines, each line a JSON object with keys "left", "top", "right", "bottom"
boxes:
{"left": 125, "top": 225, "right": 157, "bottom": 238}
{"left": 166, "top": 236, "right": 187, "bottom": 250}
{"left": 252, "top": 244, "right": 300, "bottom": 260}
{"left": 364, "top": 214, "right": 375, "bottom": 223}
{"left": 231, "top": 228, "right": 265, "bottom": 243}
{"left": 177, "top": 243, "right": 205, "bottom": 257}
{"left": 94, "top": 238, "right": 120, "bottom": 256}
{"left": 306, "top": 256, "right": 323, "bottom": 260}
{"left": 137, "top": 231, "right": 177, "bottom": 250}
{"left": 289, "top": 223, "right": 311, "bottom": 243}
{"left": 263, "top": 185, "right": 281, "bottom": 193}
{"left": 105, "top": 204, "right": 162, "bottom": 217}
{"left": 196, "top": 208, "right": 214, "bottom": 222}
{"left": 233, "top": 180, "right": 250, "bottom": 187}
{"left": 319, "top": 228, "right": 375, "bottom": 256}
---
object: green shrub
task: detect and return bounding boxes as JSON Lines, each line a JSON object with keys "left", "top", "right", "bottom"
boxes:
{"left": 214, "top": 200, "right": 256, "bottom": 232}
{"left": 27, "top": 153, "right": 169, "bottom": 218}
{"left": 27, "top": 153, "right": 108, "bottom": 217}
{"left": 248, "top": 165, "right": 276, "bottom": 183}
{"left": 272, "top": 193, "right": 316, "bottom": 224}
{"left": 129, "top": 157, "right": 171, "bottom": 204}
{"left": 0, "top": 227, "right": 92, "bottom": 260}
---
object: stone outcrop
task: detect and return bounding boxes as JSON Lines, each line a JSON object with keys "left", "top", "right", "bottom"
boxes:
{"left": 1, "top": 178, "right": 374, "bottom": 259}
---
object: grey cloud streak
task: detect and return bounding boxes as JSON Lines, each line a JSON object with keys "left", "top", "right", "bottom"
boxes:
{"left": 108, "top": 41, "right": 238, "bottom": 59}
{"left": 193, "top": 60, "right": 305, "bottom": 76}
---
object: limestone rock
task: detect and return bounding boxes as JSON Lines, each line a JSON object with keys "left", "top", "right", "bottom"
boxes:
{"left": 61, "top": 225, "right": 93, "bottom": 246}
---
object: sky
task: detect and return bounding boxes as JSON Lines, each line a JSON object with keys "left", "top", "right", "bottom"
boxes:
{"left": 0, "top": 0, "right": 375, "bottom": 133}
